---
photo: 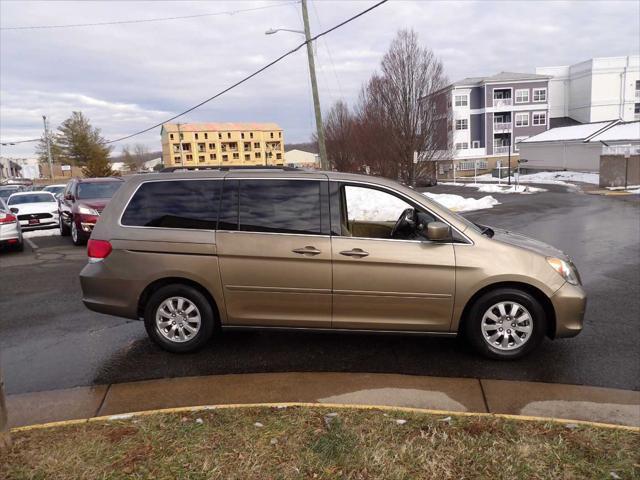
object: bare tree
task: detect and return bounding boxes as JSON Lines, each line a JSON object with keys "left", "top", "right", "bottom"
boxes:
{"left": 324, "top": 100, "right": 356, "bottom": 171}
{"left": 133, "top": 144, "right": 149, "bottom": 165}
{"left": 376, "top": 29, "right": 450, "bottom": 186}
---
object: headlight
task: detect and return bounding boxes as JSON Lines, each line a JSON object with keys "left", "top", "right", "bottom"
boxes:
{"left": 546, "top": 257, "right": 580, "bottom": 285}
{"left": 77, "top": 205, "right": 99, "bottom": 215}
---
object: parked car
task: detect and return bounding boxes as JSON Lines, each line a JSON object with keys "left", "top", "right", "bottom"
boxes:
{"left": 80, "top": 168, "right": 586, "bottom": 359}
{"left": 58, "top": 177, "right": 124, "bottom": 246}
{"left": 6, "top": 191, "right": 59, "bottom": 232}
{"left": 42, "top": 184, "right": 67, "bottom": 198}
{"left": 0, "top": 186, "right": 22, "bottom": 201}
{"left": 0, "top": 197, "right": 23, "bottom": 252}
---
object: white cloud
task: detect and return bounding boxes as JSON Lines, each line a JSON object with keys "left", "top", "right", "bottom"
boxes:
{"left": 1, "top": 0, "right": 638, "bottom": 158}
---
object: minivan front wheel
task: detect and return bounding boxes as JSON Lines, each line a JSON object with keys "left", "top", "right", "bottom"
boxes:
{"left": 465, "top": 288, "right": 547, "bottom": 360}
{"left": 144, "top": 284, "right": 215, "bottom": 353}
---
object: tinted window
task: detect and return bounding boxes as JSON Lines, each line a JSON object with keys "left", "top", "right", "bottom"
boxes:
{"left": 121, "top": 180, "right": 221, "bottom": 229}
{"left": 7, "top": 193, "right": 55, "bottom": 205}
{"left": 77, "top": 181, "right": 122, "bottom": 199}
{"left": 238, "top": 180, "right": 322, "bottom": 235}
{"left": 218, "top": 180, "right": 239, "bottom": 231}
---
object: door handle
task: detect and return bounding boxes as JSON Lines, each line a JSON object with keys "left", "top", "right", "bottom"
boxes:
{"left": 292, "top": 246, "right": 321, "bottom": 256}
{"left": 339, "top": 248, "right": 369, "bottom": 258}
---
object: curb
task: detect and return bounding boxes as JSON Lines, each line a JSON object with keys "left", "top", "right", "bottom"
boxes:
{"left": 12, "top": 402, "right": 640, "bottom": 434}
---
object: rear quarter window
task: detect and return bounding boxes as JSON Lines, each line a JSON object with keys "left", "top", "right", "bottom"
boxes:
{"left": 121, "top": 180, "right": 221, "bottom": 229}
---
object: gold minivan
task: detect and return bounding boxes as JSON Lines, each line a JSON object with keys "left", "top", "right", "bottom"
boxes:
{"left": 80, "top": 168, "right": 586, "bottom": 359}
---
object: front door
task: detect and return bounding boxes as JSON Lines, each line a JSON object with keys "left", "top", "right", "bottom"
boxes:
{"left": 330, "top": 183, "right": 455, "bottom": 331}
{"left": 216, "top": 178, "right": 332, "bottom": 328}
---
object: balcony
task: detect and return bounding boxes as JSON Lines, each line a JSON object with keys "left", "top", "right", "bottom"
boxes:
{"left": 493, "top": 98, "right": 512, "bottom": 107}
{"left": 493, "top": 122, "right": 512, "bottom": 132}
{"left": 493, "top": 146, "right": 510, "bottom": 154}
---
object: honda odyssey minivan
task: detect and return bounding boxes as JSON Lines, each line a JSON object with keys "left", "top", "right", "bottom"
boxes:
{"left": 79, "top": 168, "right": 586, "bottom": 359}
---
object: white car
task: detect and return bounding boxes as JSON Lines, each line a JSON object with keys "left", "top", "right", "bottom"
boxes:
{"left": 0, "top": 197, "right": 23, "bottom": 251}
{"left": 6, "top": 191, "right": 59, "bottom": 231}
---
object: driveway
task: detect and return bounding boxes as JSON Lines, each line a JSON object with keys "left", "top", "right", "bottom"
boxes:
{"left": 0, "top": 183, "right": 638, "bottom": 395}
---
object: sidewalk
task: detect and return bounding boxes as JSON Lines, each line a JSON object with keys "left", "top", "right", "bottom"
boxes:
{"left": 7, "top": 372, "right": 640, "bottom": 429}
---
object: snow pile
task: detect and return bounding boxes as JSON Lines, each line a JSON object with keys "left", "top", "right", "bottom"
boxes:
{"left": 345, "top": 185, "right": 500, "bottom": 220}
{"left": 441, "top": 182, "right": 546, "bottom": 194}
{"left": 423, "top": 192, "right": 500, "bottom": 212}
{"left": 471, "top": 171, "right": 599, "bottom": 185}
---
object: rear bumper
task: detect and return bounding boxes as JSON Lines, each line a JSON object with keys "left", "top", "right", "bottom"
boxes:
{"left": 80, "top": 261, "right": 141, "bottom": 320}
{"left": 551, "top": 282, "right": 587, "bottom": 338}
{"left": 0, "top": 223, "right": 21, "bottom": 243}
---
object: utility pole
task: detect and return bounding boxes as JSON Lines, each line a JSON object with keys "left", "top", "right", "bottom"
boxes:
{"left": 42, "top": 115, "right": 54, "bottom": 179}
{"left": 507, "top": 132, "right": 512, "bottom": 186}
{"left": 301, "top": 0, "right": 328, "bottom": 170}
{"left": 176, "top": 123, "right": 184, "bottom": 166}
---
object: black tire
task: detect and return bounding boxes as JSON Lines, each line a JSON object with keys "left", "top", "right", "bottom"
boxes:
{"left": 59, "top": 215, "right": 70, "bottom": 236}
{"left": 464, "top": 288, "right": 547, "bottom": 360}
{"left": 143, "top": 284, "right": 216, "bottom": 353}
{"left": 71, "top": 220, "right": 86, "bottom": 246}
{"left": 14, "top": 240, "right": 24, "bottom": 252}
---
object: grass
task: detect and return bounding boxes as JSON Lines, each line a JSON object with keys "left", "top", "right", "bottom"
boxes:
{"left": 1, "top": 407, "right": 638, "bottom": 479}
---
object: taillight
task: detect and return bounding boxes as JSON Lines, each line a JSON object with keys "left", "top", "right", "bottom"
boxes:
{"left": 0, "top": 213, "right": 17, "bottom": 224}
{"left": 87, "top": 239, "right": 112, "bottom": 262}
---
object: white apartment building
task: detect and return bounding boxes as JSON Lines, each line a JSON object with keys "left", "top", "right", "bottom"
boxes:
{"left": 537, "top": 55, "right": 640, "bottom": 124}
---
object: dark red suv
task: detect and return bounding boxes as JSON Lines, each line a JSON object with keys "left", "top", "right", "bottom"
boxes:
{"left": 58, "top": 177, "right": 124, "bottom": 245}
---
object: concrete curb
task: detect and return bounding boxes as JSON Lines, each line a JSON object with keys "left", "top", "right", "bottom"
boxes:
{"left": 12, "top": 402, "right": 640, "bottom": 434}
{"left": 7, "top": 372, "right": 640, "bottom": 430}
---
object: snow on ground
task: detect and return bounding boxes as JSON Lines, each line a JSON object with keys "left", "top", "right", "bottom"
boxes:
{"left": 441, "top": 182, "right": 546, "bottom": 194}
{"left": 345, "top": 185, "right": 500, "bottom": 220}
{"left": 22, "top": 228, "right": 60, "bottom": 238}
{"left": 469, "top": 171, "right": 599, "bottom": 186}
{"left": 423, "top": 192, "right": 500, "bottom": 212}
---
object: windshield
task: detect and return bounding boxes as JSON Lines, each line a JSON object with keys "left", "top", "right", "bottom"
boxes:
{"left": 8, "top": 193, "right": 55, "bottom": 205}
{"left": 43, "top": 185, "right": 66, "bottom": 195}
{"left": 77, "top": 181, "right": 122, "bottom": 199}
{"left": 0, "top": 188, "right": 18, "bottom": 200}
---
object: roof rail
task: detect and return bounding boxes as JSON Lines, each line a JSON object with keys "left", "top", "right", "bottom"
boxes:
{"left": 160, "top": 165, "right": 301, "bottom": 173}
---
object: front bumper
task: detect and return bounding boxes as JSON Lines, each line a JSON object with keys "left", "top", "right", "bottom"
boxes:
{"left": 551, "top": 282, "right": 587, "bottom": 338}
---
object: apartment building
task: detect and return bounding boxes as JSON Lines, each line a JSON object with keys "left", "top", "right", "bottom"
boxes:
{"left": 537, "top": 55, "right": 640, "bottom": 124}
{"left": 433, "top": 72, "right": 550, "bottom": 178}
{"left": 161, "top": 122, "right": 284, "bottom": 168}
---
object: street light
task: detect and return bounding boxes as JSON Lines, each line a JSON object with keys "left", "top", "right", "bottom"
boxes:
{"left": 265, "top": 0, "right": 329, "bottom": 170}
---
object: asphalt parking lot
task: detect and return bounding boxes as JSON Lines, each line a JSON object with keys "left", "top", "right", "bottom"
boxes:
{"left": 0, "top": 183, "right": 638, "bottom": 395}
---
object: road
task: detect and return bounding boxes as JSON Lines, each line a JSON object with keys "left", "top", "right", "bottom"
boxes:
{"left": 0, "top": 183, "right": 638, "bottom": 395}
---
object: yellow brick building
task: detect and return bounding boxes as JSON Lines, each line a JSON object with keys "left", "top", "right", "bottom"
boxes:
{"left": 161, "top": 122, "right": 284, "bottom": 167}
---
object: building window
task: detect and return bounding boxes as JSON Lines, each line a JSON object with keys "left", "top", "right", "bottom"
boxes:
{"left": 227, "top": 132, "right": 231, "bottom": 139}
{"left": 634, "top": 103, "right": 640, "bottom": 114}
{"left": 179, "top": 133, "right": 184, "bottom": 140}
{"left": 533, "top": 88, "right": 547, "bottom": 102}
{"left": 174, "top": 156, "right": 181, "bottom": 162}
{"left": 244, "top": 154, "right": 250, "bottom": 160}
{"left": 454, "top": 94, "right": 468, "bottom": 107}
{"left": 244, "top": 142, "right": 251, "bottom": 150}
{"left": 194, "top": 133, "right": 199, "bottom": 140}
{"left": 218, "top": 133, "right": 222, "bottom": 139}
{"left": 222, "top": 154, "right": 229, "bottom": 162}
{"left": 233, "top": 152, "right": 239, "bottom": 160}
{"left": 455, "top": 119, "right": 468, "bottom": 130}
{"left": 515, "top": 89, "right": 529, "bottom": 103}
{"left": 210, "top": 153, "right": 216, "bottom": 160}
{"left": 270, "top": 132, "right": 274, "bottom": 138}
{"left": 514, "top": 136, "right": 529, "bottom": 152}
{"left": 515, "top": 113, "right": 529, "bottom": 127}
{"left": 278, "top": 132, "right": 282, "bottom": 138}
{"left": 208, "top": 143, "right": 215, "bottom": 149}
{"left": 241, "top": 133, "right": 245, "bottom": 139}
{"left": 636, "top": 80, "right": 640, "bottom": 90}
{"left": 172, "top": 144, "right": 180, "bottom": 153}
{"left": 255, "top": 152, "right": 261, "bottom": 159}
{"left": 455, "top": 142, "right": 469, "bottom": 150}
{"left": 250, "top": 132, "right": 254, "bottom": 139}
{"left": 186, "top": 154, "right": 193, "bottom": 161}
{"left": 204, "top": 133, "right": 208, "bottom": 140}
{"left": 198, "top": 155, "right": 205, "bottom": 162}
{"left": 472, "top": 140, "right": 480, "bottom": 148}
{"left": 181, "top": 143, "right": 191, "bottom": 152}
{"left": 254, "top": 142, "right": 260, "bottom": 148}
{"left": 276, "top": 153, "right": 282, "bottom": 159}
{"left": 532, "top": 112, "right": 547, "bottom": 125}
{"left": 197, "top": 143, "right": 206, "bottom": 152}
{"left": 170, "top": 133, "right": 174, "bottom": 140}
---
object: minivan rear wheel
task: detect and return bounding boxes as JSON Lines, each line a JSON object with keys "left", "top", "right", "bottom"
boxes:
{"left": 144, "top": 284, "right": 215, "bottom": 353}
{"left": 465, "top": 288, "right": 547, "bottom": 360}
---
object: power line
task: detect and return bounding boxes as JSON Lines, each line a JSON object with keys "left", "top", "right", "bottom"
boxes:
{"left": 0, "top": 138, "right": 40, "bottom": 146}
{"left": 105, "top": 0, "right": 389, "bottom": 144}
{"left": 0, "top": 2, "right": 298, "bottom": 31}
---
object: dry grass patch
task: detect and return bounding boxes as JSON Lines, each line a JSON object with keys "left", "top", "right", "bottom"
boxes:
{"left": 1, "top": 407, "right": 638, "bottom": 479}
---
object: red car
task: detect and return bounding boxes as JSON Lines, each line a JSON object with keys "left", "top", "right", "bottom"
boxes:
{"left": 58, "top": 177, "right": 124, "bottom": 245}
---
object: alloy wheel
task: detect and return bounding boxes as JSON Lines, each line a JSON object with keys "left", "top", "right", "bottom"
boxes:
{"left": 71, "top": 221, "right": 78, "bottom": 243}
{"left": 155, "top": 296, "right": 202, "bottom": 343}
{"left": 480, "top": 301, "right": 533, "bottom": 351}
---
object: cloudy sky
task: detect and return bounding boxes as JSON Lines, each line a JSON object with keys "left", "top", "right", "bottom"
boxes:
{"left": 1, "top": 0, "right": 638, "bottom": 158}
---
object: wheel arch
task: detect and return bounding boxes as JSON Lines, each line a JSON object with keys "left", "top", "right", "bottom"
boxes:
{"left": 137, "top": 277, "right": 221, "bottom": 327}
{"left": 458, "top": 281, "right": 557, "bottom": 339}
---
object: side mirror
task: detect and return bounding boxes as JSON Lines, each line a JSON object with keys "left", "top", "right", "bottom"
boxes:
{"left": 426, "top": 221, "right": 451, "bottom": 241}
{"left": 64, "top": 193, "right": 74, "bottom": 201}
